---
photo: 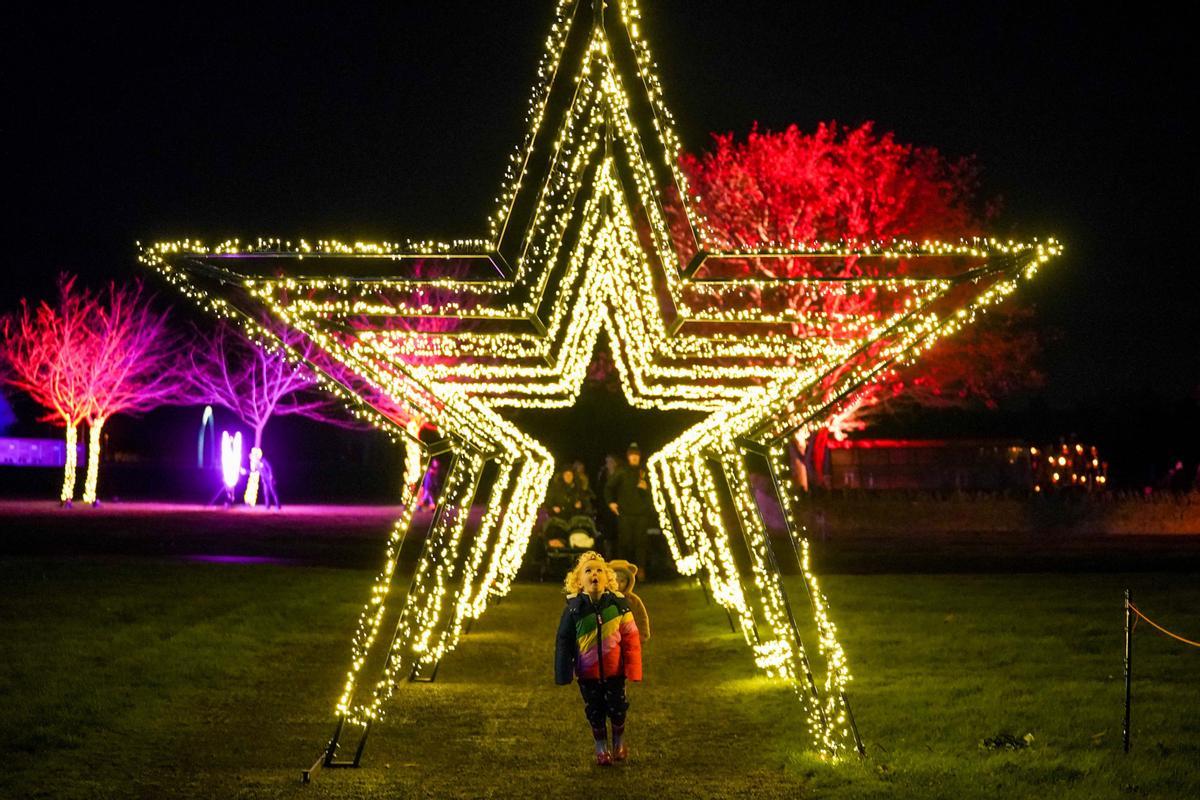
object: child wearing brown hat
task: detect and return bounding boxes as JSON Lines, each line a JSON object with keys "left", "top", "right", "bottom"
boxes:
{"left": 607, "top": 559, "right": 650, "bottom": 641}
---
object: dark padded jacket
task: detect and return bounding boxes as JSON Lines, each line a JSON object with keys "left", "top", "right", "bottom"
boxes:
{"left": 545, "top": 476, "right": 594, "bottom": 519}
{"left": 603, "top": 465, "right": 654, "bottom": 516}
{"left": 555, "top": 590, "right": 642, "bottom": 684}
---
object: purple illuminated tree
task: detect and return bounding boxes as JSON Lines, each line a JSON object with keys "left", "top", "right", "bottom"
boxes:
{"left": 185, "top": 322, "right": 350, "bottom": 505}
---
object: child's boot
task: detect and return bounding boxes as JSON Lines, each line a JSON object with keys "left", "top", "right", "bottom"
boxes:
{"left": 591, "top": 725, "right": 612, "bottom": 766}
{"left": 611, "top": 722, "right": 627, "bottom": 762}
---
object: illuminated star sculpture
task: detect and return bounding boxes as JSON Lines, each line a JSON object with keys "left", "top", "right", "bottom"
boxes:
{"left": 142, "top": 0, "right": 1059, "bottom": 775}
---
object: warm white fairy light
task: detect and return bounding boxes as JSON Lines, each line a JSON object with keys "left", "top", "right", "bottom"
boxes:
{"left": 244, "top": 446, "right": 263, "bottom": 506}
{"left": 61, "top": 425, "right": 78, "bottom": 504}
{"left": 142, "top": 0, "right": 1059, "bottom": 758}
{"left": 80, "top": 419, "right": 104, "bottom": 505}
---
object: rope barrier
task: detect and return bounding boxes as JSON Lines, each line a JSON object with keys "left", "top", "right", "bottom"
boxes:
{"left": 1128, "top": 604, "right": 1200, "bottom": 649}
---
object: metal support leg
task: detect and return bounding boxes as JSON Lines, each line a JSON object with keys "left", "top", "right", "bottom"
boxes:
{"left": 695, "top": 567, "right": 740, "bottom": 633}
{"left": 702, "top": 572, "right": 739, "bottom": 633}
{"left": 841, "top": 691, "right": 866, "bottom": 759}
{"left": 302, "top": 717, "right": 371, "bottom": 783}
{"left": 734, "top": 443, "right": 866, "bottom": 759}
{"left": 1123, "top": 588, "right": 1133, "bottom": 753}
{"left": 695, "top": 573, "right": 711, "bottom": 605}
{"left": 301, "top": 448, "right": 462, "bottom": 781}
{"left": 410, "top": 659, "right": 441, "bottom": 683}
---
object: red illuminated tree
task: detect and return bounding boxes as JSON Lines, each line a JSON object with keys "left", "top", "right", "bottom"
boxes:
{"left": 670, "top": 122, "right": 1041, "bottom": 486}
{"left": 1, "top": 276, "right": 187, "bottom": 505}
{"left": 81, "top": 281, "right": 186, "bottom": 505}
{"left": 0, "top": 277, "right": 96, "bottom": 504}
{"left": 185, "top": 322, "right": 351, "bottom": 505}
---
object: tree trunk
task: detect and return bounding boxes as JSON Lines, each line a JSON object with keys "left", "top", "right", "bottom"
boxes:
{"left": 243, "top": 426, "right": 265, "bottom": 506}
{"left": 789, "top": 434, "right": 809, "bottom": 492}
{"left": 403, "top": 417, "right": 425, "bottom": 500}
{"left": 60, "top": 424, "right": 79, "bottom": 505}
{"left": 808, "top": 427, "right": 831, "bottom": 490}
{"left": 82, "top": 416, "right": 106, "bottom": 505}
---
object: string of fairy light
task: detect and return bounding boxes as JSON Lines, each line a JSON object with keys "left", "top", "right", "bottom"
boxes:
{"left": 142, "top": 0, "right": 1059, "bottom": 760}
{"left": 61, "top": 427, "right": 78, "bottom": 504}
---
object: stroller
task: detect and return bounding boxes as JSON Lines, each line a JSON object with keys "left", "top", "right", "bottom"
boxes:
{"left": 538, "top": 512, "right": 601, "bottom": 581}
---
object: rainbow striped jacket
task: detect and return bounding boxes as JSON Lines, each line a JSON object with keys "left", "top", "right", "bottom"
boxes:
{"left": 555, "top": 590, "right": 643, "bottom": 684}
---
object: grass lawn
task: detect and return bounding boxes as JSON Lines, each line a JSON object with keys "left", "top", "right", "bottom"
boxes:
{"left": 0, "top": 557, "right": 1197, "bottom": 799}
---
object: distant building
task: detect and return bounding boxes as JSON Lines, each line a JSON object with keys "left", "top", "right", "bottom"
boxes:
{"left": 1029, "top": 442, "right": 1108, "bottom": 493}
{"left": 822, "top": 437, "right": 1111, "bottom": 493}
{"left": 0, "top": 437, "right": 83, "bottom": 468}
{"left": 825, "top": 438, "right": 1030, "bottom": 491}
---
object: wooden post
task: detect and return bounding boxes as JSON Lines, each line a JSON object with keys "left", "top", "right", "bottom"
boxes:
{"left": 1123, "top": 588, "right": 1133, "bottom": 753}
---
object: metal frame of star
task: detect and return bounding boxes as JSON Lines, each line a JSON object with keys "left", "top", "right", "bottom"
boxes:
{"left": 142, "top": 0, "right": 1059, "bottom": 763}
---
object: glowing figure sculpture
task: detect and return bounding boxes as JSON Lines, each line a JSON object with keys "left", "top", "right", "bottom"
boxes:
{"left": 220, "top": 430, "right": 242, "bottom": 494}
{"left": 142, "top": 0, "right": 1059, "bottom": 772}
{"left": 245, "top": 446, "right": 262, "bottom": 506}
{"left": 186, "top": 323, "right": 347, "bottom": 507}
{"left": 197, "top": 406, "right": 215, "bottom": 468}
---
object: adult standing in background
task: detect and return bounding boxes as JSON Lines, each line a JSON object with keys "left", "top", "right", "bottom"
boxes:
{"left": 604, "top": 442, "right": 656, "bottom": 577}
{"left": 595, "top": 453, "right": 620, "bottom": 557}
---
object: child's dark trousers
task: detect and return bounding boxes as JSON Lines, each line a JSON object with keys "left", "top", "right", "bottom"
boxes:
{"left": 578, "top": 677, "right": 628, "bottom": 728}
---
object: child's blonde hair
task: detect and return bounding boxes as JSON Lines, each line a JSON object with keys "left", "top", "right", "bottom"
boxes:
{"left": 563, "top": 551, "right": 620, "bottom": 596}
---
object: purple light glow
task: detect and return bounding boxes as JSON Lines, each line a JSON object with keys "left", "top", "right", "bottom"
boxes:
{"left": 185, "top": 554, "right": 295, "bottom": 565}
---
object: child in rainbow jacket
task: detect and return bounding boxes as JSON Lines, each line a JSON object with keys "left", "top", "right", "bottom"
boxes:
{"left": 555, "top": 551, "right": 643, "bottom": 766}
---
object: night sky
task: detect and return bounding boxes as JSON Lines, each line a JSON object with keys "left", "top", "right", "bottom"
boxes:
{"left": 4, "top": 1, "right": 1196, "bottom": 413}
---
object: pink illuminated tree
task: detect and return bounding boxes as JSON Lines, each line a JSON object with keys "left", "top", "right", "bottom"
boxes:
{"left": 0, "top": 277, "right": 96, "bottom": 504}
